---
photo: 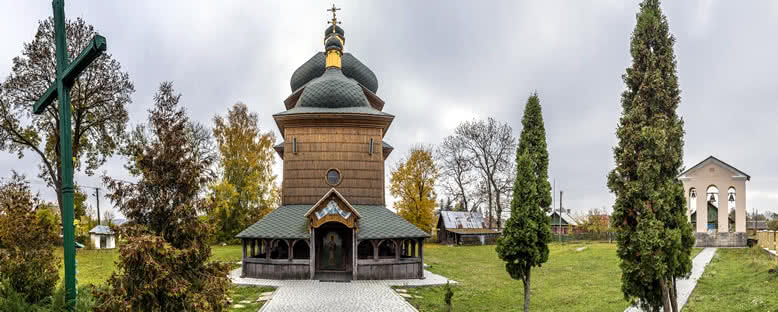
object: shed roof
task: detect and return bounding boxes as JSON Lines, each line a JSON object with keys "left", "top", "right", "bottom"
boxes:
{"left": 88, "top": 225, "right": 114, "bottom": 235}
{"left": 438, "top": 211, "right": 487, "bottom": 229}
{"left": 236, "top": 205, "right": 429, "bottom": 240}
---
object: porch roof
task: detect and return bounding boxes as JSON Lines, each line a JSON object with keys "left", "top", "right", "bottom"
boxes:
{"left": 236, "top": 205, "right": 429, "bottom": 240}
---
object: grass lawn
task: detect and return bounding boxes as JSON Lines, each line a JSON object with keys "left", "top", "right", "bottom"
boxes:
{"left": 55, "top": 245, "right": 270, "bottom": 311}
{"left": 403, "top": 242, "right": 629, "bottom": 312}
{"left": 685, "top": 247, "right": 778, "bottom": 311}
{"left": 229, "top": 285, "right": 275, "bottom": 312}
{"left": 692, "top": 247, "right": 704, "bottom": 259}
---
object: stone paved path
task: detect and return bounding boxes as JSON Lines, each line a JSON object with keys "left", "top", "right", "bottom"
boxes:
{"left": 625, "top": 247, "right": 717, "bottom": 312}
{"left": 230, "top": 268, "right": 454, "bottom": 312}
{"left": 259, "top": 280, "right": 417, "bottom": 312}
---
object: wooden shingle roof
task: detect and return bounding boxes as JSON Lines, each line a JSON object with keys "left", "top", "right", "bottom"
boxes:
{"left": 236, "top": 205, "right": 429, "bottom": 240}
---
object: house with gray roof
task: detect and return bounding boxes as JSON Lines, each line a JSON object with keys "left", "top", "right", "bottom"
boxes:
{"left": 549, "top": 210, "right": 578, "bottom": 235}
{"left": 236, "top": 14, "right": 428, "bottom": 281}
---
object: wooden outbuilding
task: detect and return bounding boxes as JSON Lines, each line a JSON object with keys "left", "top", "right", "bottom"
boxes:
{"left": 436, "top": 211, "right": 500, "bottom": 245}
{"left": 88, "top": 225, "right": 115, "bottom": 249}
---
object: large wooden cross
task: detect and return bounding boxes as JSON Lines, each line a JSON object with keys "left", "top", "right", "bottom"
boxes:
{"left": 33, "top": 0, "right": 107, "bottom": 309}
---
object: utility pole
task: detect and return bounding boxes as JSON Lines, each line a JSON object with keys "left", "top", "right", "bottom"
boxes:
{"left": 552, "top": 179, "right": 555, "bottom": 217}
{"left": 83, "top": 186, "right": 101, "bottom": 225}
{"left": 559, "top": 190, "right": 564, "bottom": 242}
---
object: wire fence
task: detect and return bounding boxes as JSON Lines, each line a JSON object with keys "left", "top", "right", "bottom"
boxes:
{"left": 426, "top": 231, "right": 618, "bottom": 244}
{"left": 552, "top": 232, "right": 617, "bottom": 243}
{"left": 756, "top": 231, "right": 777, "bottom": 250}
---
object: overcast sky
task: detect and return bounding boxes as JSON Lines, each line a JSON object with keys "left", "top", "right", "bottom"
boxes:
{"left": 1, "top": 1, "right": 777, "bottom": 219}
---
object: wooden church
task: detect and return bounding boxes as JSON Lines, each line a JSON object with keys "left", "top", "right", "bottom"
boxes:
{"left": 236, "top": 9, "right": 428, "bottom": 281}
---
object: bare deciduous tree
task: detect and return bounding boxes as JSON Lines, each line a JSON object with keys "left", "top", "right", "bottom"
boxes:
{"left": 436, "top": 135, "right": 474, "bottom": 212}
{"left": 455, "top": 118, "right": 515, "bottom": 229}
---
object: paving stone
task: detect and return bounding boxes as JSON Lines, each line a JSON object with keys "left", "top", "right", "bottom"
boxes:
{"left": 230, "top": 268, "right": 456, "bottom": 311}
{"left": 395, "top": 289, "right": 407, "bottom": 293}
{"left": 232, "top": 304, "right": 245, "bottom": 309}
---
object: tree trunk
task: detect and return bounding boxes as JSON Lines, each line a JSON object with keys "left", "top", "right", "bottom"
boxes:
{"left": 670, "top": 276, "right": 678, "bottom": 312}
{"left": 659, "top": 278, "right": 672, "bottom": 312}
{"left": 522, "top": 268, "right": 531, "bottom": 312}
{"left": 494, "top": 185, "right": 502, "bottom": 229}
{"left": 458, "top": 183, "right": 468, "bottom": 212}
{"left": 55, "top": 169, "right": 64, "bottom": 217}
{"left": 486, "top": 181, "right": 493, "bottom": 228}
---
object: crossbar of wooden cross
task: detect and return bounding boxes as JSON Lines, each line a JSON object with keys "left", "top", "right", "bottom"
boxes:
{"left": 33, "top": 34, "right": 106, "bottom": 114}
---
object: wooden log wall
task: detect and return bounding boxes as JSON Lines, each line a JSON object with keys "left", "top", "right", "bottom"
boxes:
{"left": 243, "top": 259, "right": 311, "bottom": 280}
{"left": 356, "top": 259, "right": 422, "bottom": 280}
{"left": 283, "top": 127, "right": 385, "bottom": 205}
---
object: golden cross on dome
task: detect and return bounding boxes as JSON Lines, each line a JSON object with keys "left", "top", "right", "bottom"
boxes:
{"left": 327, "top": 4, "right": 341, "bottom": 32}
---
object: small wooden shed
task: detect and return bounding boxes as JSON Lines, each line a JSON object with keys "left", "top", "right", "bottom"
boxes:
{"left": 436, "top": 211, "right": 500, "bottom": 245}
{"left": 88, "top": 225, "right": 115, "bottom": 249}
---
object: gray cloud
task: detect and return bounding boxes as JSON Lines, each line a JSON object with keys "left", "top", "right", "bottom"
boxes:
{"left": 0, "top": 0, "right": 776, "bottom": 218}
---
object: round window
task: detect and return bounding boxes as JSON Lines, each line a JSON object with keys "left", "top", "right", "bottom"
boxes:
{"left": 326, "top": 169, "right": 342, "bottom": 186}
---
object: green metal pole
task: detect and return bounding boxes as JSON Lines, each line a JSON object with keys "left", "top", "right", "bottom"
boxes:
{"left": 53, "top": 0, "right": 77, "bottom": 308}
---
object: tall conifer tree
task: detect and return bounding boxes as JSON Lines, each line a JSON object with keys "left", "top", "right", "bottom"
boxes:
{"left": 607, "top": 1, "right": 695, "bottom": 311}
{"left": 496, "top": 93, "right": 552, "bottom": 312}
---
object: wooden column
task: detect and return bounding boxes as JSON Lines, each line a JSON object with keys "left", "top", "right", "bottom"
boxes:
{"left": 241, "top": 239, "right": 247, "bottom": 277}
{"left": 250, "top": 239, "right": 255, "bottom": 257}
{"left": 352, "top": 230, "right": 358, "bottom": 280}
{"left": 411, "top": 240, "right": 416, "bottom": 257}
{"left": 418, "top": 239, "right": 424, "bottom": 278}
{"left": 242, "top": 239, "right": 247, "bottom": 259}
{"left": 310, "top": 228, "right": 316, "bottom": 279}
{"left": 288, "top": 239, "right": 293, "bottom": 261}
{"left": 372, "top": 240, "right": 379, "bottom": 260}
{"left": 394, "top": 239, "right": 400, "bottom": 261}
{"left": 266, "top": 240, "right": 271, "bottom": 260}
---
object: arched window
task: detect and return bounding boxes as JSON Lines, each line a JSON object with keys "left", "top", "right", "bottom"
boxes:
{"left": 727, "top": 187, "right": 736, "bottom": 203}
{"left": 292, "top": 240, "right": 310, "bottom": 260}
{"left": 270, "top": 240, "right": 289, "bottom": 259}
{"left": 377, "top": 240, "right": 396, "bottom": 259}
{"left": 705, "top": 185, "right": 720, "bottom": 233}
{"left": 357, "top": 240, "right": 373, "bottom": 259}
{"left": 400, "top": 239, "right": 414, "bottom": 258}
{"left": 727, "top": 187, "right": 736, "bottom": 223}
{"left": 706, "top": 185, "right": 719, "bottom": 207}
{"left": 689, "top": 188, "right": 697, "bottom": 214}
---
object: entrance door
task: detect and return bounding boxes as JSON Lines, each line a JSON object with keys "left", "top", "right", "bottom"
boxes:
{"left": 319, "top": 231, "right": 345, "bottom": 270}
{"left": 100, "top": 235, "right": 107, "bottom": 249}
{"left": 315, "top": 222, "right": 352, "bottom": 274}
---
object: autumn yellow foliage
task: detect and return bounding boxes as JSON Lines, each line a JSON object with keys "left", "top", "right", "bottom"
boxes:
{"left": 208, "top": 103, "right": 280, "bottom": 242}
{"left": 390, "top": 146, "right": 438, "bottom": 233}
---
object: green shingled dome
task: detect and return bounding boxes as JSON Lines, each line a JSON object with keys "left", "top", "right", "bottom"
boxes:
{"left": 296, "top": 67, "right": 369, "bottom": 108}
{"left": 290, "top": 52, "right": 379, "bottom": 93}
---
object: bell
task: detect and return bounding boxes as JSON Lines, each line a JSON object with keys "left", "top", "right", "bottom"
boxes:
{"left": 728, "top": 194, "right": 735, "bottom": 202}
{"left": 709, "top": 194, "right": 716, "bottom": 202}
